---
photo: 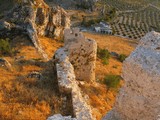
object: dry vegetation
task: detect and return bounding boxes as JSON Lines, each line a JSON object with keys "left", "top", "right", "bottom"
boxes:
{"left": 0, "top": 33, "right": 136, "bottom": 120}
{"left": 0, "top": 35, "right": 64, "bottom": 120}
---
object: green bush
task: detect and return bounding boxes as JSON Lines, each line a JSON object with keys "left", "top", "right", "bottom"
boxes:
{"left": 97, "top": 47, "right": 110, "bottom": 59}
{"left": 0, "top": 38, "right": 12, "bottom": 56}
{"left": 104, "top": 74, "right": 121, "bottom": 90}
{"left": 118, "top": 54, "right": 128, "bottom": 62}
{"left": 97, "top": 47, "right": 110, "bottom": 65}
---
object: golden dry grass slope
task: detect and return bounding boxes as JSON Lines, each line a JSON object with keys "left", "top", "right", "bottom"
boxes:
{"left": 0, "top": 35, "right": 64, "bottom": 120}
{"left": 0, "top": 33, "right": 136, "bottom": 120}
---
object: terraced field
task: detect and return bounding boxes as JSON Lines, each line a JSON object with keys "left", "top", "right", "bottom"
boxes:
{"left": 104, "top": 0, "right": 160, "bottom": 40}
{"left": 105, "top": 0, "right": 146, "bottom": 11}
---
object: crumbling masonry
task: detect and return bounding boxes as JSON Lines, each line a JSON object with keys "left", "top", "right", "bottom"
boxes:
{"left": 53, "top": 28, "right": 97, "bottom": 120}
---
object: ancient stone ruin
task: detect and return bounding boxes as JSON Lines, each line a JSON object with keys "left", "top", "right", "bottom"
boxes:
{"left": 64, "top": 28, "right": 97, "bottom": 82}
{"left": 0, "top": 0, "right": 70, "bottom": 60}
{"left": 52, "top": 28, "right": 97, "bottom": 120}
{"left": 103, "top": 31, "right": 160, "bottom": 120}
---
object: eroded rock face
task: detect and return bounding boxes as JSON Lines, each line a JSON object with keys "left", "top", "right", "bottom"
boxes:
{"left": 5, "top": 0, "right": 70, "bottom": 38}
{"left": 104, "top": 31, "right": 160, "bottom": 120}
{"left": 0, "top": 0, "right": 70, "bottom": 60}
{"left": 64, "top": 28, "right": 97, "bottom": 82}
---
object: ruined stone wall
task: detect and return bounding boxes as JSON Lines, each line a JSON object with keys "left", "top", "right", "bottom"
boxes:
{"left": 104, "top": 31, "right": 160, "bottom": 120}
{"left": 64, "top": 28, "right": 97, "bottom": 82}
{"left": 49, "top": 28, "right": 97, "bottom": 120}
{"left": 54, "top": 48, "right": 94, "bottom": 120}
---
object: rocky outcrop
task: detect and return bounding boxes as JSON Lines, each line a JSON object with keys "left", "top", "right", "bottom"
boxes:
{"left": 64, "top": 28, "right": 97, "bottom": 82}
{"left": 103, "top": 31, "right": 160, "bottom": 120}
{"left": 52, "top": 28, "right": 97, "bottom": 120}
{"left": 0, "top": 0, "right": 70, "bottom": 60}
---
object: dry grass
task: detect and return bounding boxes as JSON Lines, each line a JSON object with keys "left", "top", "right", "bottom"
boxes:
{"left": 84, "top": 33, "right": 137, "bottom": 55}
{"left": 39, "top": 37, "right": 63, "bottom": 59}
{"left": 0, "top": 36, "right": 63, "bottom": 120}
{"left": 0, "top": 65, "right": 62, "bottom": 120}
{"left": 0, "top": 33, "right": 136, "bottom": 120}
{"left": 80, "top": 82, "right": 116, "bottom": 120}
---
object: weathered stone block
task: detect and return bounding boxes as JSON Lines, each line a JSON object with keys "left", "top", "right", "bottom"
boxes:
{"left": 104, "top": 31, "right": 160, "bottom": 120}
{"left": 54, "top": 48, "right": 94, "bottom": 120}
{"left": 64, "top": 28, "right": 97, "bottom": 82}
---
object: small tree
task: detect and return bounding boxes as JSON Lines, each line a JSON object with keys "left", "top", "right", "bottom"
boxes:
{"left": 97, "top": 47, "right": 110, "bottom": 65}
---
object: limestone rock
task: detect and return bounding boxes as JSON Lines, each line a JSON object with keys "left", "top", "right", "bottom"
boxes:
{"left": 0, "top": 0, "right": 70, "bottom": 60}
{"left": 27, "top": 71, "right": 42, "bottom": 80}
{"left": 64, "top": 28, "right": 97, "bottom": 82}
{"left": 47, "top": 114, "right": 77, "bottom": 120}
{"left": 103, "top": 31, "right": 160, "bottom": 120}
{"left": 54, "top": 29, "right": 97, "bottom": 119}
{"left": 55, "top": 48, "right": 94, "bottom": 120}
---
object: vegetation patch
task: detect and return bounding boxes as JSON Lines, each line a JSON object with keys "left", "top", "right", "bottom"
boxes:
{"left": 0, "top": 38, "right": 13, "bottom": 56}
{"left": 97, "top": 47, "right": 110, "bottom": 65}
{"left": 104, "top": 74, "right": 121, "bottom": 90}
{"left": 118, "top": 54, "right": 128, "bottom": 62}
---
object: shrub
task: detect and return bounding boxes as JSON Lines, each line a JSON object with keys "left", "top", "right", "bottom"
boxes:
{"left": 104, "top": 74, "right": 121, "bottom": 90}
{"left": 118, "top": 54, "right": 128, "bottom": 62}
{"left": 97, "top": 47, "right": 110, "bottom": 59}
{"left": 97, "top": 47, "right": 110, "bottom": 65}
{"left": 0, "top": 38, "right": 12, "bottom": 56}
{"left": 102, "top": 58, "right": 109, "bottom": 65}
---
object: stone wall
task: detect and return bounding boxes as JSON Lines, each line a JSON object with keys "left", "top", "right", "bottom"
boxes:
{"left": 50, "top": 28, "right": 97, "bottom": 120}
{"left": 54, "top": 48, "right": 94, "bottom": 120}
{"left": 64, "top": 28, "right": 97, "bottom": 82}
{"left": 103, "top": 31, "right": 160, "bottom": 120}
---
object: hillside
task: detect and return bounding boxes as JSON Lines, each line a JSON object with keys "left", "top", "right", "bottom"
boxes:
{"left": 0, "top": 0, "right": 147, "bottom": 120}
{"left": 0, "top": 35, "right": 64, "bottom": 120}
{"left": 0, "top": 31, "right": 136, "bottom": 119}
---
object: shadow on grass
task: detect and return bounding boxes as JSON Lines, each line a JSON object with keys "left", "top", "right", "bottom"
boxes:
{"left": 0, "top": 58, "right": 75, "bottom": 120}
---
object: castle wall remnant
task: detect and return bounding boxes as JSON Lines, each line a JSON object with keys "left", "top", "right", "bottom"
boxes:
{"left": 54, "top": 48, "right": 94, "bottom": 120}
{"left": 103, "top": 31, "right": 160, "bottom": 120}
{"left": 64, "top": 28, "right": 97, "bottom": 82}
{"left": 50, "top": 28, "right": 97, "bottom": 120}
